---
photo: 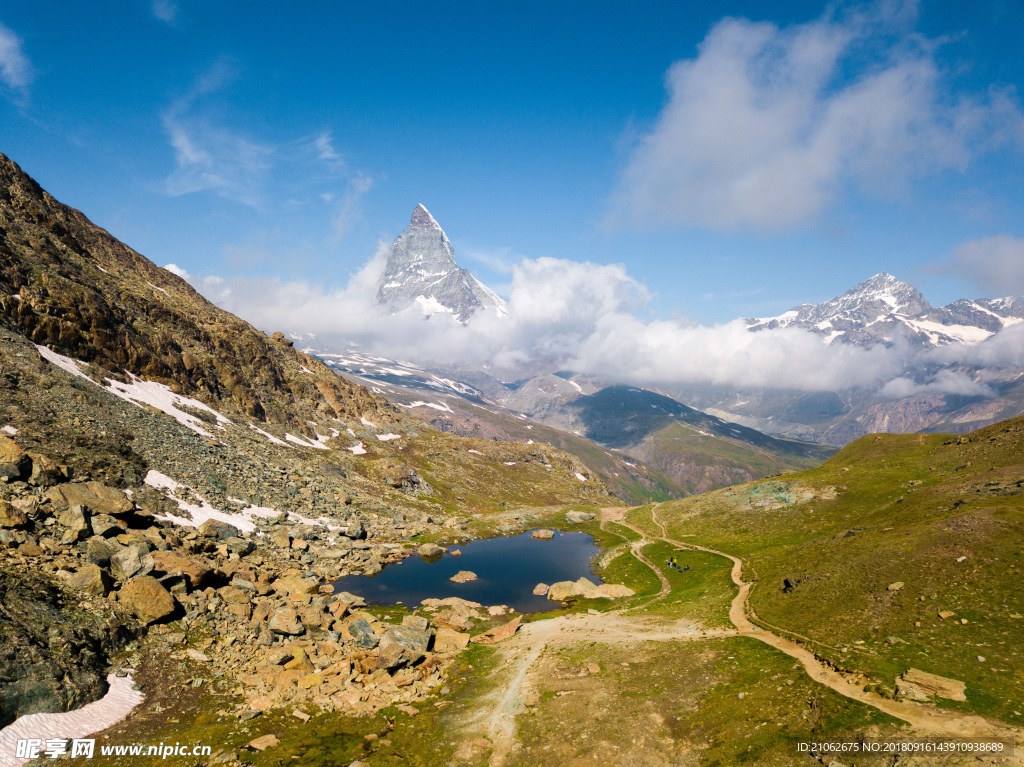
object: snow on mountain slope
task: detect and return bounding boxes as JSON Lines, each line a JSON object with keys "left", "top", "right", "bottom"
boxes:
{"left": 748, "top": 273, "right": 1024, "bottom": 347}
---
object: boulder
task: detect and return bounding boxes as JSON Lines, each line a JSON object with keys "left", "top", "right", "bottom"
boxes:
{"left": 547, "top": 581, "right": 580, "bottom": 601}
{"left": 592, "top": 583, "right": 635, "bottom": 599}
{"left": 272, "top": 575, "right": 320, "bottom": 595}
{"left": 58, "top": 565, "right": 113, "bottom": 596}
{"left": 417, "top": 543, "right": 444, "bottom": 558}
{"left": 895, "top": 669, "right": 966, "bottom": 701}
{"left": 450, "top": 570, "right": 477, "bottom": 583}
{"left": 225, "top": 537, "right": 255, "bottom": 556}
{"left": 85, "top": 537, "right": 114, "bottom": 567}
{"left": 344, "top": 521, "right": 366, "bottom": 540}
{"left": 531, "top": 529, "right": 555, "bottom": 540}
{"left": 58, "top": 505, "right": 92, "bottom": 539}
{"left": 28, "top": 454, "right": 65, "bottom": 487}
{"left": 471, "top": 616, "right": 521, "bottom": 644}
{"left": 268, "top": 608, "right": 304, "bottom": 636}
{"left": 110, "top": 545, "right": 154, "bottom": 581}
{"left": 532, "top": 583, "right": 549, "bottom": 596}
{"left": 119, "top": 575, "right": 177, "bottom": 625}
{"left": 402, "top": 615, "right": 430, "bottom": 632}
{"left": 46, "top": 481, "right": 133, "bottom": 516}
{"left": 198, "top": 519, "right": 242, "bottom": 541}
{"left": 270, "top": 527, "right": 291, "bottom": 548}
{"left": 383, "top": 625, "right": 432, "bottom": 653}
{"left": 565, "top": 511, "right": 595, "bottom": 524}
{"left": 887, "top": 581, "right": 905, "bottom": 592}
{"left": 90, "top": 514, "right": 124, "bottom": 538}
{"left": 0, "top": 437, "right": 30, "bottom": 482}
{"left": 149, "top": 551, "right": 213, "bottom": 589}
{"left": 347, "top": 619, "right": 379, "bottom": 649}
{"left": 0, "top": 500, "right": 29, "bottom": 529}
{"left": 433, "top": 627, "right": 470, "bottom": 653}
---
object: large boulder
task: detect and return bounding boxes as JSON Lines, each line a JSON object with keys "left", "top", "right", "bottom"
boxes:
{"left": 149, "top": 551, "right": 213, "bottom": 590}
{"left": 417, "top": 543, "right": 444, "bottom": 558}
{"left": 383, "top": 625, "right": 432, "bottom": 653}
{"left": 119, "top": 575, "right": 177, "bottom": 625}
{"left": 198, "top": 519, "right": 242, "bottom": 541}
{"left": 0, "top": 500, "right": 29, "bottom": 529}
{"left": 471, "top": 616, "right": 521, "bottom": 644}
{"left": 344, "top": 521, "right": 366, "bottom": 540}
{"left": 28, "top": 454, "right": 65, "bottom": 487}
{"left": 272, "top": 575, "right": 319, "bottom": 595}
{"left": 347, "top": 619, "right": 379, "bottom": 649}
{"left": 110, "top": 544, "right": 154, "bottom": 581}
{"left": 268, "top": 608, "right": 304, "bottom": 636}
{"left": 531, "top": 529, "right": 555, "bottom": 540}
{"left": 895, "top": 669, "right": 966, "bottom": 701}
{"left": 58, "top": 505, "right": 92, "bottom": 542}
{"left": 433, "top": 627, "right": 471, "bottom": 653}
{"left": 58, "top": 565, "right": 113, "bottom": 597}
{"left": 0, "top": 437, "right": 30, "bottom": 482}
{"left": 46, "top": 481, "right": 133, "bottom": 516}
{"left": 450, "top": 570, "right": 477, "bottom": 583}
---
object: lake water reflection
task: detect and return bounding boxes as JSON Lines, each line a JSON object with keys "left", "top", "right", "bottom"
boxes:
{"left": 332, "top": 529, "right": 605, "bottom": 613}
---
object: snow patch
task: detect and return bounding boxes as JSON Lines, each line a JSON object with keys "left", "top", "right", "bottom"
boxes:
{"left": 145, "top": 282, "right": 169, "bottom": 295}
{"left": 396, "top": 400, "right": 454, "bottom": 413}
{"left": 34, "top": 346, "right": 231, "bottom": 438}
{"left": 376, "top": 433, "right": 402, "bottom": 441}
{"left": 285, "top": 433, "right": 329, "bottom": 450}
{"left": 360, "top": 417, "right": 377, "bottom": 429}
{"left": 348, "top": 442, "right": 367, "bottom": 455}
{"left": 574, "top": 472, "right": 587, "bottom": 482}
{"left": 0, "top": 673, "right": 143, "bottom": 767}
{"left": 1, "top": 426, "right": 16, "bottom": 436}
{"left": 249, "top": 424, "right": 289, "bottom": 447}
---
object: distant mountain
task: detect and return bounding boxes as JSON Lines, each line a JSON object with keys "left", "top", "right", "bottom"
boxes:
{"left": 377, "top": 204, "right": 507, "bottom": 322}
{"left": 747, "top": 272, "right": 1024, "bottom": 347}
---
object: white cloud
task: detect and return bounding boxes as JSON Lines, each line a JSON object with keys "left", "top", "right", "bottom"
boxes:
{"left": 941, "top": 235, "right": 1024, "bottom": 297}
{"left": 182, "top": 246, "right": 1024, "bottom": 398}
{"left": 879, "top": 369, "right": 993, "bottom": 400}
{"left": 331, "top": 173, "right": 374, "bottom": 241}
{"left": 151, "top": 0, "right": 178, "bottom": 24}
{"left": 608, "top": 3, "right": 1024, "bottom": 231}
{"left": 0, "top": 20, "right": 32, "bottom": 95}
{"left": 163, "top": 263, "right": 190, "bottom": 279}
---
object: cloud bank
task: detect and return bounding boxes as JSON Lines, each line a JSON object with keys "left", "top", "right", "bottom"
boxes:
{"left": 607, "top": 3, "right": 1024, "bottom": 231}
{"left": 174, "top": 250, "right": 1020, "bottom": 400}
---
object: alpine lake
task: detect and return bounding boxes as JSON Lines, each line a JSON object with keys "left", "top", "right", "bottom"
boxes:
{"left": 332, "top": 528, "right": 605, "bottom": 613}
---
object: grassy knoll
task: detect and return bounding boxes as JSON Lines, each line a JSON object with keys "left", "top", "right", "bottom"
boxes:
{"left": 654, "top": 416, "right": 1024, "bottom": 724}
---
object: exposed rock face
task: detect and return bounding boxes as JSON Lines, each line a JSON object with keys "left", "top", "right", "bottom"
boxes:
{"left": 0, "top": 152, "right": 394, "bottom": 428}
{"left": 376, "top": 205, "right": 507, "bottom": 322}
{"left": 0, "top": 569, "right": 137, "bottom": 728}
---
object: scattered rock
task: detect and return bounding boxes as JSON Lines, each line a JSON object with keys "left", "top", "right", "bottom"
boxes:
{"left": 269, "top": 609, "right": 304, "bottom": 636}
{"left": 450, "top": 570, "right": 477, "bottom": 583}
{"left": 0, "top": 500, "right": 29, "bottom": 529}
{"left": 433, "top": 628, "right": 470, "bottom": 653}
{"left": 198, "top": 519, "right": 242, "bottom": 541}
{"left": 531, "top": 529, "right": 554, "bottom": 540}
{"left": 887, "top": 581, "right": 904, "bottom": 592}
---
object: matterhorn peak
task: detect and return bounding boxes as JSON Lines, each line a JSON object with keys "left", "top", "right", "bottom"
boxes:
{"left": 376, "top": 205, "right": 508, "bottom": 322}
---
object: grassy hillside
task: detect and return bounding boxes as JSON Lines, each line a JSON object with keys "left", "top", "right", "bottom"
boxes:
{"left": 641, "top": 415, "right": 1024, "bottom": 724}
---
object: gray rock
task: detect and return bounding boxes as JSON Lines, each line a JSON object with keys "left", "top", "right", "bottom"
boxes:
{"left": 347, "top": 619, "right": 379, "bottom": 649}
{"left": 564, "top": 511, "right": 595, "bottom": 524}
{"left": 383, "top": 624, "right": 432, "bottom": 653}
{"left": 344, "top": 521, "right": 366, "bottom": 540}
{"left": 59, "top": 564, "right": 113, "bottom": 596}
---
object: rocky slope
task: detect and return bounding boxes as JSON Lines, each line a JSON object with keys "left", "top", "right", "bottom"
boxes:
{"left": 0, "top": 152, "right": 615, "bottom": 738}
{"left": 377, "top": 204, "right": 507, "bottom": 322}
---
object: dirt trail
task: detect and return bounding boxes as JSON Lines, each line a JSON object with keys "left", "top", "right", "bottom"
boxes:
{"left": 637, "top": 503, "right": 1024, "bottom": 749}
{"left": 464, "top": 505, "right": 1023, "bottom": 766}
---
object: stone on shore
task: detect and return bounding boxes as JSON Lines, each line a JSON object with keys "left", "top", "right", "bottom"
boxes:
{"left": 531, "top": 529, "right": 554, "bottom": 540}
{"left": 470, "top": 616, "right": 521, "bottom": 644}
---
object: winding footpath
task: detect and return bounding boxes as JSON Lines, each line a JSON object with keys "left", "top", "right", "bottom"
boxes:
{"left": 468, "top": 505, "right": 1023, "bottom": 766}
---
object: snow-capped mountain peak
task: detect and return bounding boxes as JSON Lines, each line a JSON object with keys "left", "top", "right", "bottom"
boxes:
{"left": 376, "top": 205, "right": 508, "bottom": 322}
{"left": 748, "top": 273, "right": 1023, "bottom": 347}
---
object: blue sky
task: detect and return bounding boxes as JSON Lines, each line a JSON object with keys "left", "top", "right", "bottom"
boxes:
{"left": 1, "top": 0, "right": 1023, "bottom": 330}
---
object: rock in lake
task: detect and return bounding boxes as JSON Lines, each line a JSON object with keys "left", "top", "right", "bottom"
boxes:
{"left": 417, "top": 543, "right": 444, "bottom": 558}
{"left": 450, "top": 570, "right": 478, "bottom": 583}
{"left": 533, "top": 583, "right": 549, "bottom": 596}
{"left": 531, "top": 529, "right": 555, "bottom": 540}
